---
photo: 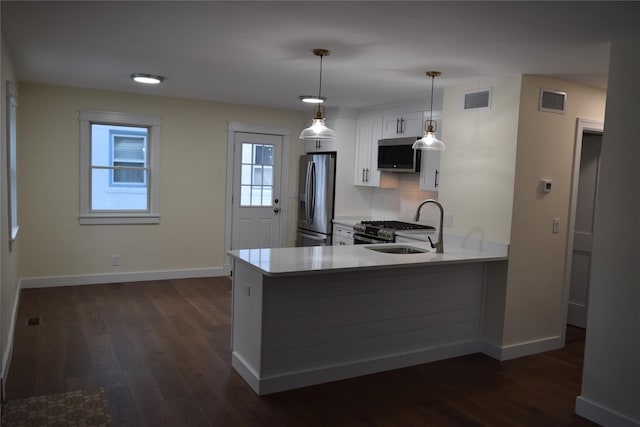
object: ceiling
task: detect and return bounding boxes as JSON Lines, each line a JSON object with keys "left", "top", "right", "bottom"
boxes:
{"left": 3, "top": 1, "right": 640, "bottom": 112}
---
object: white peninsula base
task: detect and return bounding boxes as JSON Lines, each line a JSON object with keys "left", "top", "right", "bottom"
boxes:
{"left": 230, "top": 247, "right": 503, "bottom": 395}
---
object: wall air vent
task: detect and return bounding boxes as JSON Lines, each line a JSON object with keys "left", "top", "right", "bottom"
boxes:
{"left": 464, "top": 88, "right": 491, "bottom": 110}
{"left": 539, "top": 88, "right": 566, "bottom": 114}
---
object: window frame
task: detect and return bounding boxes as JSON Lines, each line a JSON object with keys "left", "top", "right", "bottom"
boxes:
{"left": 110, "top": 130, "right": 148, "bottom": 187}
{"left": 79, "top": 109, "right": 161, "bottom": 225}
{"left": 6, "top": 82, "right": 19, "bottom": 243}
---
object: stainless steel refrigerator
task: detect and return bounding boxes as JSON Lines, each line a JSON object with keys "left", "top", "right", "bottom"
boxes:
{"left": 296, "top": 153, "right": 336, "bottom": 246}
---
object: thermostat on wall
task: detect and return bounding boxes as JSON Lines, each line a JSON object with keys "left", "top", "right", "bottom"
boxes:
{"left": 539, "top": 178, "right": 552, "bottom": 193}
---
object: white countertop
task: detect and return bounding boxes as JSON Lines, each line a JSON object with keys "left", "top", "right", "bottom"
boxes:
{"left": 332, "top": 217, "right": 366, "bottom": 227}
{"left": 227, "top": 239, "right": 508, "bottom": 276}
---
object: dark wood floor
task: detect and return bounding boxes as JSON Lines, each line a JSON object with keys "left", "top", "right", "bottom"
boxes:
{"left": 6, "top": 277, "right": 596, "bottom": 426}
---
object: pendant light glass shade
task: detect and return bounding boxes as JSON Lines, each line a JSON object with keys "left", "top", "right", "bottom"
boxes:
{"left": 299, "top": 106, "right": 336, "bottom": 139}
{"left": 413, "top": 119, "right": 446, "bottom": 150}
{"left": 300, "top": 49, "right": 336, "bottom": 140}
{"left": 414, "top": 71, "right": 445, "bottom": 151}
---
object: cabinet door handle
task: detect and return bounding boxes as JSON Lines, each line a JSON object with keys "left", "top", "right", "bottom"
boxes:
{"left": 362, "top": 168, "right": 366, "bottom": 183}
{"left": 435, "top": 170, "right": 439, "bottom": 188}
{"left": 400, "top": 118, "right": 405, "bottom": 134}
{"left": 366, "top": 168, "right": 370, "bottom": 182}
{"left": 396, "top": 118, "right": 400, "bottom": 134}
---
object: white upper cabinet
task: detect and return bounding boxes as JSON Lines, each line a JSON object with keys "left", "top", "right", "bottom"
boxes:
{"left": 382, "top": 111, "right": 423, "bottom": 138}
{"left": 419, "top": 111, "right": 443, "bottom": 192}
{"left": 354, "top": 114, "right": 399, "bottom": 188}
{"left": 354, "top": 118, "right": 382, "bottom": 187}
{"left": 419, "top": 150, "right": 441, "bottom": 191}
{"left": 303, "top": 117, "right": 338, "bottom": 153}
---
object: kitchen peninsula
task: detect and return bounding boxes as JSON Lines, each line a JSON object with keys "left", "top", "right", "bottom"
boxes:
{"left": 228, "top": 240, "right": 508, "bottom": 395}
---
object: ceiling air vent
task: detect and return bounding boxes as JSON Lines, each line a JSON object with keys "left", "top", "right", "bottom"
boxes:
{"left": 464, "top": 88, "right": 491, "bottom": 110}
{"left": 539, "top": 88, "right": 566, "bottom": 114}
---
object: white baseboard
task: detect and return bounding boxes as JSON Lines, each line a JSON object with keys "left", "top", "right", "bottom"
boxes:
{"left": 234, "top": 340, "right": 482, "bottom": 395}
{"left": 480, "top": 340, "right": 503, "bottom": 360}
{"left": 576, "top": 396, "right": 640, "bottom": 427}
{"left": 20, "top": 267, "right": 227, "bottom": 289}
{"left": 2, "top": 279, "right": 22, "bottom": 397}
{"left": 481, "top": 335, "right": 563, "bottom": 361}
{"left": 567, "top": 302, "right": 588, "bottom": 328}
{"left": 224, "top": 263, "right": 232, "bottom": 276}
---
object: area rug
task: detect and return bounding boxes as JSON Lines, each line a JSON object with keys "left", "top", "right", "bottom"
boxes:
{"left": 2, "top": 388, "right": 112, "bottom": 426}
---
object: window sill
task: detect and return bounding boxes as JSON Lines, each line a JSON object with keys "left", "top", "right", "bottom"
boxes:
{"left": 79, "top": 214, "right": 160, "bottom": 225}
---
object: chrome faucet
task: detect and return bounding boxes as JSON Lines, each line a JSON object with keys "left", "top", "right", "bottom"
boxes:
{"left": 413, "top": 199, "right": 444, "bottom": 253}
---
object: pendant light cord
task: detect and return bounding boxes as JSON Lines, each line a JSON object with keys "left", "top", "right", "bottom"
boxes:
{"left": 429, "top": 74, "right": 434, "bottom": 123}
{"left": 318, "top": 53, "right": 324, "bottom": 99}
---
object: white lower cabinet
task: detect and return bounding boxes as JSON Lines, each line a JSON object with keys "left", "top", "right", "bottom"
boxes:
{"left": 333, "top": 223, "right": 354, "bottom": 245}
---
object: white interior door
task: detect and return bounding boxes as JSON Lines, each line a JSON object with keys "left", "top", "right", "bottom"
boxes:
{"left": 568, "top": 132, "right": 602, "bottom": 328}
{"left": 231, "top": 132, "right": 283, "bottom": 250}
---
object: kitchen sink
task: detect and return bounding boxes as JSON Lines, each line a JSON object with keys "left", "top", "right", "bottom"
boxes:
{"left": 366, "top": 245, "right": 429, "bottom": 254}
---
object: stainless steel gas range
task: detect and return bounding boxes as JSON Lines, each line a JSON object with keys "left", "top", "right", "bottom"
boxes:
{"left": 352, "top": 220, "right": 435, "bottom": 244}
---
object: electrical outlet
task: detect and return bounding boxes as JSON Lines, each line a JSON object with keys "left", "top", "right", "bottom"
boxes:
{"left": 111, "top": 255, "right": 120, "bottom": 266}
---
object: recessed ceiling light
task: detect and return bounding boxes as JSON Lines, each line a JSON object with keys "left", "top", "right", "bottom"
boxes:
{"left": 130, "top": 73, "right": 164, "bottom": 85}
{"left": 299, "top": 95, "right": 326, "bottom": 104}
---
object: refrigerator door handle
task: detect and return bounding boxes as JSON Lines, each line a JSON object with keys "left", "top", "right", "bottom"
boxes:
{"left": 309, "top": 161, "right": 316, "bottom": 224}
{"left": 305, "top": 161, "right": 312, "bottom": 224}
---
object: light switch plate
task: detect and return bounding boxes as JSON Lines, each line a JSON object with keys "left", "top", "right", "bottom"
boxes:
{"left": 540, "top": 178, "right": 553, "bottom": 193}
{"left": 552, "top": 218, "right": 560, "bottom": 233}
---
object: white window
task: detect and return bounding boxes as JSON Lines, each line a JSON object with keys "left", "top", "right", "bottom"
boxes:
{"left": 111, "top": 132, "right": 147, "bottom": 186}
{"left": 79, "top": 110, "right": 161, "bottom": 224}
{"left": 6, "top": 82, "right": 19, "bottom": 242}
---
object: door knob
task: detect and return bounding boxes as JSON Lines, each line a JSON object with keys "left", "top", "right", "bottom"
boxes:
{"left": 273, "top": 207, "right": 281, "bottom": 213}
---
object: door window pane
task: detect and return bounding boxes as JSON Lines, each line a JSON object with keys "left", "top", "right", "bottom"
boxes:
{"left": 240, "top": 142, "right": 274, "bottom": 206}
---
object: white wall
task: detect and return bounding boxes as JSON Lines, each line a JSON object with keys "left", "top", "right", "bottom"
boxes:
{"left": 1, "top": 34, "right": 21, "bottom": 388}
{"left": 576, "top": 37, "right": 640, "bottom": 426}
{"left": 437, "top": 76, "right": 522, "bottom": 244}
{"left": 17, "top": 83, "right": 306, "bottom": 280}
{"left": 504, "top": 76, "right": 606, "bottom": 349}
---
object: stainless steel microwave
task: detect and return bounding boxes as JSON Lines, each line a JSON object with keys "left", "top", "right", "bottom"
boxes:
{"left": 377, "top": 137, "right": 422, "bottom": 173}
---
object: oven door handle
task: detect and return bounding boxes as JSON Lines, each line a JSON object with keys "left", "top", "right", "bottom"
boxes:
{"left": 353, "top": 233, "right": 388, "bottom": 244}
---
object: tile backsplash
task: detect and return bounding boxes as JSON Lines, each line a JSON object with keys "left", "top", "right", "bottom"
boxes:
{"left": 371, "top": 174, "right": 440, "bottom": 226}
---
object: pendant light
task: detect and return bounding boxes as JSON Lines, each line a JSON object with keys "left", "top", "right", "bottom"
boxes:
{"left": 299, "top": 49, "right": 336, "bottom": 140}
{"left": 413, "top": 71, "right": 446, "bottom": 151}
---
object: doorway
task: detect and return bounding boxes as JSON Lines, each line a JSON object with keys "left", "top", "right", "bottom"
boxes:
{"left": 564, "top": 119, "right": 604, "bottom": 331}
{"left": 224, "top": 123, "right": 290, "bottom": 274}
